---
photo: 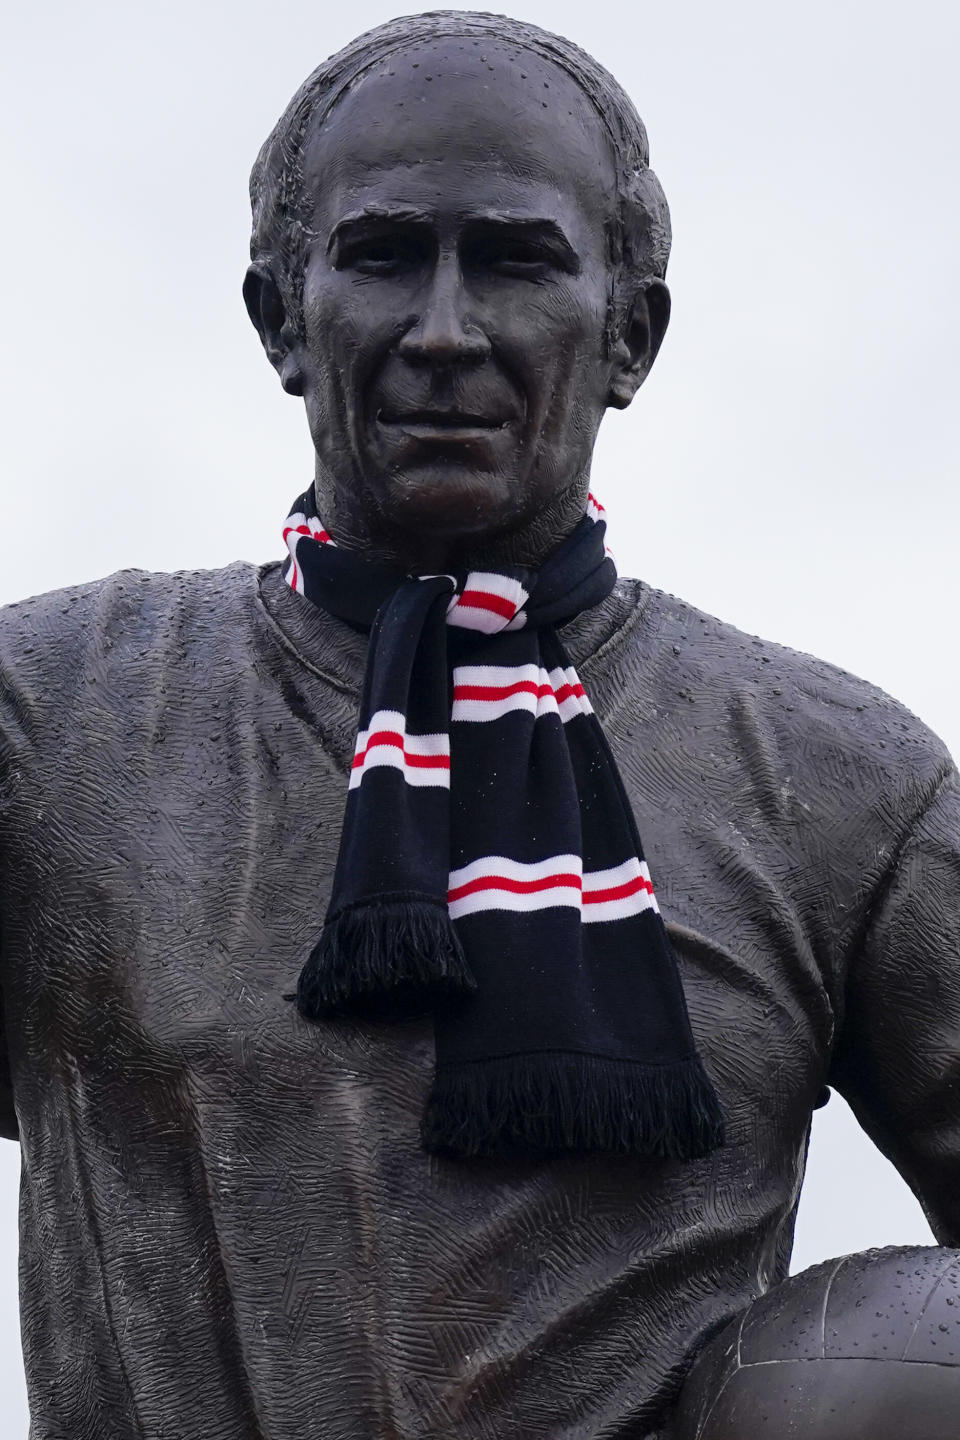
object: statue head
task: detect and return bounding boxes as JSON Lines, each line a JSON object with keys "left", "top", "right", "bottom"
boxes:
{"left": 244, "top": 11, "right": 671, "bottom": 570}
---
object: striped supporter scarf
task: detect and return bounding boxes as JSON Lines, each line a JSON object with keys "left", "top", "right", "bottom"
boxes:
{"left": 284, "top": 487, "right": 724, "bottom": 1160}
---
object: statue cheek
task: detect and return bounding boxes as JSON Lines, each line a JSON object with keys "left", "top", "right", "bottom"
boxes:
{"left": 305, "top": 303, "right": 400, "bottom": 402}
{"left": 524, "top": 289, "right": 610, "bottom": 383}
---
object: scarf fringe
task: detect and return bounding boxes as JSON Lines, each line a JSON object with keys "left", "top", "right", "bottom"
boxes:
{"left": 421, "top": 1052, "right": 725, "bottom": 1160}
{"left": 296, "top": 900, "right": 476, "bottom": 1018}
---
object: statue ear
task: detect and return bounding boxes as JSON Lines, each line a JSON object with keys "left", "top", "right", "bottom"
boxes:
{"left": 242, "top": 265, "right": 305, "bottom": 396}
{"left": 607, "top": 279, "right": 671, "bottom": 410}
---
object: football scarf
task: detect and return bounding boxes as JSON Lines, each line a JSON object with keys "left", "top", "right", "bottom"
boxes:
{"left": 284, "top": 488, "right": 723, "bottom": 1160}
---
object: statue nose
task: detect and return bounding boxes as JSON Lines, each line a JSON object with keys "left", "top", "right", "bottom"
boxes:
{"left": 398, "top": 267, "right": 491, "bottom": 366}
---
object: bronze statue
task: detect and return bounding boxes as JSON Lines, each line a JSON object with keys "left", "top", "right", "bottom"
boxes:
{"left": 0, "top": 11, "right": 957, "bottom": 1438}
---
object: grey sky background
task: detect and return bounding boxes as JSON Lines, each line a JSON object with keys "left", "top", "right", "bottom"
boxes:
{"left": 1, "top": 0, "right": 957, "bottom": 1429}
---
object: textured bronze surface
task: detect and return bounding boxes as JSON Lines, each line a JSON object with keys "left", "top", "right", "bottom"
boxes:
{"left": 1, "top": 562, "right": 957, "bottom": 1437}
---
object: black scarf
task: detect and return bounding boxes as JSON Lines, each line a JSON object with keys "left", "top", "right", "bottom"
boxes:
{"left": 285, "top": 489, "right": 723, "bottom": 1160}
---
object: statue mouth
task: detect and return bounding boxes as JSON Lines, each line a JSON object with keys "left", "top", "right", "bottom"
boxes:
{"left": 377, "top": 408, "right": 511, "bottom": 431}
{"left": 375, "top": 409, "right": 514, "bottom": 441}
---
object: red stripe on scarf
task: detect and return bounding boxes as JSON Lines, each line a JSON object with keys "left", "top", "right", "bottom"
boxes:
{"left": 583, "top": 875, "right": 655, "bottom": 905}
{"left": 448, "top": 872, "right": 582, "bottom": 903}
{"left": 453, "top": 681, "right": 554, "bottom": 703}
{"left": 353, "top": 732, "right": 451, "bottom": 771}
{"left": 457, "top": 590, "right": 518, "bottom": 619}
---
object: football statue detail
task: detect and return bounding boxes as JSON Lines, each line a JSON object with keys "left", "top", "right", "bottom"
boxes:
{"left": 665, "top": 1246, "right": 960, "bottom": 1439}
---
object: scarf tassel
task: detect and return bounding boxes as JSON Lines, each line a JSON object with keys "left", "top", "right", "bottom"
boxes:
{"left": 421, "top": 1052, "right": 725, "bottom": 1160}
{"left": 296, "top": 900, "right": 477, "bottom": 1018}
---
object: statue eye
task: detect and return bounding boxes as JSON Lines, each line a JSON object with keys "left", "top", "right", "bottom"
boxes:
{"left": 463, "top": 228, "right": 576, "bottom": 279}
{"left": 356, "top": 243, "right": 405, "bottom": 269}
{"left": 335, "top": 233, "right": 426, "bottom": 274}
{"left": 499, "top": 244, "right": 548, "bottom": 271}
{"left": 475, "top": 239, "right": 549, "bottom": 275}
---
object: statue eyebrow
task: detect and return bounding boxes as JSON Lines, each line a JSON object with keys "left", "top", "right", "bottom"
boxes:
{"left": 463, "top": 216, "right": 581, "bottom": 273}
{"left": 327, "top": 209, "right": 581, "bottom": 272}
{"left": 326, "top": 209, "right": 434, "bottom": 254}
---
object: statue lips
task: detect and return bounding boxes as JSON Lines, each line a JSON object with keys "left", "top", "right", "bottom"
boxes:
{"left": 369, "top": 365, "right": 523, "bottom": 465}
{"left": 376, "top": 407, "right": 514, "bottom": 444}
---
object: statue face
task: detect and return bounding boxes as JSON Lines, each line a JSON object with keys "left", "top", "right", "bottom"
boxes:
{"left": 288, "top": 40, "right": 649, "bottom": 555}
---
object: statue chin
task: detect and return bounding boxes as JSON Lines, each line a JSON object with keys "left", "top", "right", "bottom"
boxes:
{"left": 375, "top": 472, "right": 533, "bottom": 543}
{"left": 663, "top": 1245, "right": 960, "bottom": 1440}
{"left": 361, "top": 436, "right": 533, "bottom": 536}
{"left": 320, "top": 454, "right": 556, "bottom": 568}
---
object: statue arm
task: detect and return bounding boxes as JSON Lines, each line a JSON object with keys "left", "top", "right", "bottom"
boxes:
{"left": 0, "top": 629, "right": 24, "bottom": 1142}
{"left": 829, "top": 763, "right": 960, "bottom": 1246}
{"left": 0, "top": 988, "right": 15, "bottom": 1142}
{"left": 0, "top": 782, "right": 17, "bottom": 1142}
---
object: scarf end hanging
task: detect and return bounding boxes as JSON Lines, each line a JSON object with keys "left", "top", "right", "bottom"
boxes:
{"left": 420, "top": 1051, "right": 725, "bottom": 1160}
{"left": 297, "top": 899, "right": 477, "bottom": 1018}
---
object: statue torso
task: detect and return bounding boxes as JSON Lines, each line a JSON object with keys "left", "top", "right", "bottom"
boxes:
{"left": 0, "top": 562, "right": 947, "bottom": 1439}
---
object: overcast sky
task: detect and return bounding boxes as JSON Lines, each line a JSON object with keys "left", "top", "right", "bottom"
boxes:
{"left": 1, "top": 0, "right": 957, "bottom": 1429}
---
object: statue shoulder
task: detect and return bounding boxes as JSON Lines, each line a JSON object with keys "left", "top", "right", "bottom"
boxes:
{"left": 0, "top": 562, "right": 261, "bottom": 726}
{"left": 0, "top": 561, "right": 259, "bottom": 669}
{"left": 626, "top": 580, "right": 954, "bottom": 805}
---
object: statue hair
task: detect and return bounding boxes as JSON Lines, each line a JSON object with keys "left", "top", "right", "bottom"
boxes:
{"left": 248, "top": 10, "right": 672, "bottom": 341}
